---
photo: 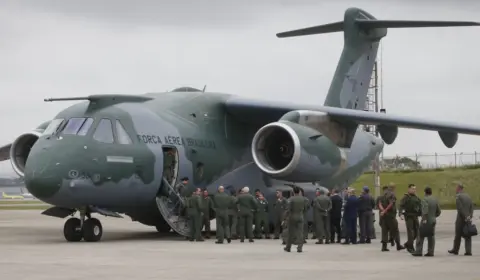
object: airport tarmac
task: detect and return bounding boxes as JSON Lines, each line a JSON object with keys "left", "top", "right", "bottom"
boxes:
{"left": 0, "top": 210, "right": 478, "bottom": 280}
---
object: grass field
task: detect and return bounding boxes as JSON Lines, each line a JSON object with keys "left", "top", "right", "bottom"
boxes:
{"left": 0, "top": 200, "right": 45, "bottom": 205}
{"left": 0, "top": 205, "right": 50, "bottom": 210}
{"left": 353, "top": 166, "right": 480, "bottom": 209}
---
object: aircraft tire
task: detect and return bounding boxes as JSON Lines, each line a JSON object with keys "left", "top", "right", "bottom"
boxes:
{"left": 63, "top": 217, "right": 83, "bottom": 242}
{"left": 83, "top": 218, "right": 103, "bottom": 242}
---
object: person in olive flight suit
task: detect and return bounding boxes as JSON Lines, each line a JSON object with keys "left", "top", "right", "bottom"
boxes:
{"left": 399, "top": 184, "right": 422, "bottom": 252}
{"left": 329, "top": 189, "right": 343, "bottom": 243}
{"left": 313, "top": 188, "right": 332, "bottom": 244}
{"left": 378, "top": 186, "right": 404, "bottom": 251}
{"left": 254, "top": 193, "right": 270, "bottom": 239}
{"left": 358, "top": 186, "right": 375, "bottom": 244}
{"left": 284, "top": 187, "right": 306, "bottom": 253}
{"left": 201, "top": 189, "right": 212, "bottom": 239}
{"left": 172, "top": 177, "right": 189, "bottom": 215}
{"left": 186, "top": 188, "right": 204, "bottom": 242}
{"left": 387, "top": 183, "right": 405, "bottom": 249}
{"left": 311, "top": 190, "right": 319, "bottom": 240}
{"left": 253, "top": 189, "right": 261, "bottom": 238}
{"left": 174, "top": 177, "right": 189, "bottom": 198}
{"left": 273, "top": 190, "right": 287, "bottom": 240}
{"left": 213, "top": 185, "right": 232, "bottom": 244}
{"left": 449, "top": 183, "right": 474, "bottom": 256}
{"left": 301, "top": 189, "right": 310, "bottom": 243}
{"left": 226, "top": 187, "right": 238, "bottom": 240}
{"left": 236, "top": 186, "right": 258, "bottom": 242}
{"left": 163, "top": 150, "right": 175, "bottom": 183}
{"left": 411, "top": 186, "right": 441, "bottom": 257}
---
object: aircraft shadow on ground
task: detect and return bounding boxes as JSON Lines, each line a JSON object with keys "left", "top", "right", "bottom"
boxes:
{"left": 5, "top": 227, "right": 189, "bottom": 244}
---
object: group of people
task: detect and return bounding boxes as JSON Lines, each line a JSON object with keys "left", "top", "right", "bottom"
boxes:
{"left": 178, "top": 179, "right": 476, "bottom": 256}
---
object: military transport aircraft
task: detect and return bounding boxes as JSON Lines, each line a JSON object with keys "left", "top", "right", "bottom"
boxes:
{"left": 0, "top": 7, "right": 478, "bottom": 242}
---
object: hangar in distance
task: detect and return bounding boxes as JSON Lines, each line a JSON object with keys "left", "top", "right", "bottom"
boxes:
{"left": 0, "top": 7, "right": 478, "bottom": 242}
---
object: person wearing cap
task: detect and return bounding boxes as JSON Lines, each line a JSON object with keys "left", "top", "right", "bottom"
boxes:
{"left": 358, "top": 186, "right": 375, "bottom": 244}
{"left": 449, "top": 183, "right": 474, "bottom": 256}
{"left": 313, "top": 188, "right": 332, "bottom": 244}
{"left": 236, "top": 186, "right": 258, "bottom": 242}
{"left": 411, "top": 186, "right": 441, "bottom": 257}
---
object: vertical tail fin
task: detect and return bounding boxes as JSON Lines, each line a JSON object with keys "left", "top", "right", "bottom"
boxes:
{"left": 277, "top": 7, "right": 479, "bottom": 110}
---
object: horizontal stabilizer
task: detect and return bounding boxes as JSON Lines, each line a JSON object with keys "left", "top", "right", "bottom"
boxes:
{"left": 276, "top": 21, "right": 344, "bottom": 37}
{"left": 277, "top": 14, "right": 479, "bottom": 38}
{"left": 356, "top": 19, "right": 480, "bottom": 29}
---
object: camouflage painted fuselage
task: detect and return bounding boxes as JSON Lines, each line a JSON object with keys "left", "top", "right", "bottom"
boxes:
{"left": 24, "top": 90, "right": 383, "bottom": 227}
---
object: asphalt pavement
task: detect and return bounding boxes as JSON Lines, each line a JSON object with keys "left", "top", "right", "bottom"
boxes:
{"left": 0, "top": 210, "right": 478, "bottom": 280}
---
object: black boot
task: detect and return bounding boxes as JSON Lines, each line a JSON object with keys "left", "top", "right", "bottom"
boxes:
{"left": 381, "top": 242, "right": 389, "bottom": 252}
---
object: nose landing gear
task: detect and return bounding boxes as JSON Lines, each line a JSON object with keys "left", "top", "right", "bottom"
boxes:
{"left": 63, "top": 208, "right": 103, "bottom": 242}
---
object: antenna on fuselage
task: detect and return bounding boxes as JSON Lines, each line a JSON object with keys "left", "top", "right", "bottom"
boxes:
{"left": 202, "top": 85, "right": 207, "bottom": 92}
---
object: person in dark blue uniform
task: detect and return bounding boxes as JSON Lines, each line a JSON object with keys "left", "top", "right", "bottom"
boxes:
{"left": 343, "top": 188, "right": 359, "bottom": 244}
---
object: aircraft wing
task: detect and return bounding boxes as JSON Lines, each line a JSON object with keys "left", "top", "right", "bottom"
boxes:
{"left": 225, "top": 97, "right": 480, "bottom": 147}
{"left": 0, "top": 143, "right": 11, "bottom": 161}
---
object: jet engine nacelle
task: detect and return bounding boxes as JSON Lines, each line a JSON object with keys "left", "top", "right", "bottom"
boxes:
{"left": 251, "top": 121, "right": 346, "bottom": 182}
{"left": 377, "top": 124, "right": 398, "bottom": 145}
{"left": 9, "top": 130, "right": 42, "bottom": 177}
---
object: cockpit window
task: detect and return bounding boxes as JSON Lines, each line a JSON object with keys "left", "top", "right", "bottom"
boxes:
{"left": 77, "top": 118, "right": 94, "bottom": 136}
{"left": 93, "top": 119, "right": 114, "bottom": 143}
{"left": 62, "top": 118, "right": 88, "bottom": 135}
{"left": 42, "top": 119, "right": 65, "bottom": 136}
{"left": 115, "top": 120, "right": 132, "bottom": 145}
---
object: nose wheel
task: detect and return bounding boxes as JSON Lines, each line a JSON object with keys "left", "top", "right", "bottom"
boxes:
{"left": 63, "top": 217, "right": 103, "bottom": 242}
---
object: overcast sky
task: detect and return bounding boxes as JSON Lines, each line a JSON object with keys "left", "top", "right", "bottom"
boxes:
{"left": 1, "top": 0, "right": 479, "bottom": 175}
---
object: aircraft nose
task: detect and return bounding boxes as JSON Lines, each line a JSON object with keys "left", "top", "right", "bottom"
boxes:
{"left": 23, "top": 149, "right": 62, "bottom": 201}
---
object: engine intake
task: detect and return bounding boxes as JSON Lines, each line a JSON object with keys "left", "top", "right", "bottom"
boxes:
{"left": 251, "top": 122, "right": 301, "bottom": 177}
{"left": 252, "top": 121, "right": 345, "bottom": 182}
{"left": 9, "top": 131, "right": 41, "bottom": 177}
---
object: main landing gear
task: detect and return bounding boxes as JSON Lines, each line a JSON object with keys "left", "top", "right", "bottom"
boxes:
{"left": 63, "top": 209, "right": 103, "bottom": 242}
